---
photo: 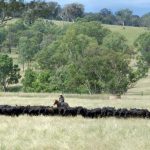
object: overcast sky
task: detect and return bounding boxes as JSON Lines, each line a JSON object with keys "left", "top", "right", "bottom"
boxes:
{"left": 51, "top": 0, "right": 150, "bottom": 16}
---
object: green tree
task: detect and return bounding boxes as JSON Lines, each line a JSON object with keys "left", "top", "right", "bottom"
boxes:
{"left": 3, "top": 30, "right": 15, "bottom": 53}
{"left": 32, "top": 22, "right": 147, "bottom": 94}
{"left": 1, "top": 19, "right": 26, "bottom": 53}
{"left": 99, "top": 8, "right": 116, "bottom": 24}
{"left": 22, "top": 69, "right": 54, "bottom": 92}
{"left": 22, "top": 68, "right": 37, "bottom": 92}
{"left": 61, "top": 3, "right": 84, "bottom": 22}
{"left": 18, "top": 35, "right": 40, "bottom": 70}
{"left": 131, "top": 15, "right": 141, "bottom": 27}
{"left": 134, "top": 32, "right": 150, "bottom": 64}
{"left": 26, "top": 1, "right": 61, "bottom": 20}
{"left": 68, "top": 21, "right": 110, "bottom": 44}
{"left": 81, "top": 12, "right": 100, "bottom": 22}
{"left": 0, "top": 0, "right": 10, "bottom": 26}
{"left": 0, "top": 28, "right": 6, "bottom": 51}
{"left": 116, "top": 9, "right": 133, "bottom": 26}
{"left": 8, "top": 0, "right": 25, "bottom": 18}
{"left": 141, "top": 13, "right": 150, "bottom": 28}
{"left": 23, "top": 9, "right": 37, "bottom": 25}
{"left": 37, "top": 26, "right": 99, "bottom": 70}
{"left": 0, "top": 54, "right": 21, "bottom": 91}
{"left": 81, "top": 47, "right": 147, "bottom": 94}
{"left": 102, "top": 32, "right": 130, "bottom": 53}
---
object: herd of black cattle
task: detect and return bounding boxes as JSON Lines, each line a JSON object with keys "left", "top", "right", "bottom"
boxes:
{"left": 0, "top": 105, "right": 150, "bottom": 119}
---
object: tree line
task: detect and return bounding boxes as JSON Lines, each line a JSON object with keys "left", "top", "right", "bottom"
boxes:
{"left": 0, "top": 0, "right": 150, "bottom": 27}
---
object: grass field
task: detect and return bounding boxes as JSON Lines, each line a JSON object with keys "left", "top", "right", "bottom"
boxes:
{"left": 103, "top": 24, "right": 146, "bottom": 45}
{"left": 0, "top": 93, "right": 150, "bottom": 150}
{"left": 1, "top": 20, "right": 150, "bottom": 150}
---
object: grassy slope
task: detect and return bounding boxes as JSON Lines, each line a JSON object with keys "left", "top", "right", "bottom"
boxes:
{"left": 5, "top": 18, "right": 19, "bottom": 26}
{"left": 51, "top": 20, "right": 146, "bottom": 45}
{"left": 51, "top": 21, "right": 146, "bottom": 46}
{"left": 0, "top": 94, "right": 150, "bottom": 150}
{"left": 103, "top": 24, "right": 150, "bottom": 98}
{"left": 5, "top": 20, "right": 150, "bottom": 96}
{"left": 124, "top": 70, "right": 150, "bottom": 99}
{"left": 103, "top": 24, "right": 146, "bottom": 45}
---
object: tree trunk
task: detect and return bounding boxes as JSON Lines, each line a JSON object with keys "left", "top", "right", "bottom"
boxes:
{"left": 22, "top": 63, "right": 24, "bottom": 72}
{"left": 8, "top": 45, "right": 11, "bottom": 53}
{"left": 85, "top": 80, "right": 92, "bottom": 95}
{"left": 2, "top": 82, "right": 7, "bottom": 92}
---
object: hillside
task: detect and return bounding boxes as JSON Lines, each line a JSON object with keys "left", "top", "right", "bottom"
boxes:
{"left": 1, "top": 19, "right": 150, "bottom": 94}
{"left": 122, "top": 70, "right": 150, "bottom": 100}
{"left": 103, "top": 24, "right": 146, "bottom": 45}
{"left": 52, "top": 22, "right": 150, "bottom": 97}
{"left": 52, "top": 21, "right": 146, "bottom": 45}
{"left": 103, "top": 24, "right": 150, "bottom": 99}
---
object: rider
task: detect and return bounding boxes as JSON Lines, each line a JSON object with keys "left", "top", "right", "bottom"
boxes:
{"left": 59, "top": 95, "right": 65, "bottom": 103}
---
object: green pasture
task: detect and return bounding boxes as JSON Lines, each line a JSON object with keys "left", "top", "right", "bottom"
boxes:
{"left": 103, "top": 24, "right": 146, "bottom": 45}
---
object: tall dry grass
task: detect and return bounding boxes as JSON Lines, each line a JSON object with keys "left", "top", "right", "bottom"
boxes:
{"left": 0, "top": 116, "right": 150, "bottom": 150}
{"left": 0, "top": 94, "right": 150, "bottom": 149}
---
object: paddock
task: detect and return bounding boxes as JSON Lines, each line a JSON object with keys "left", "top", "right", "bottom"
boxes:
{"left": 0, "top": 93, "right": 150, "bottom": 150}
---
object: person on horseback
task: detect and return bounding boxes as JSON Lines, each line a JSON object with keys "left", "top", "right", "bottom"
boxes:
{"left": 53, "top": 100, "right": 69, "bottom": 108}
{"left": 59, "top": 95, "right": 65, "bottom": 103}
{"left": 53, "top": 95, "right": 69, "bottom": 108}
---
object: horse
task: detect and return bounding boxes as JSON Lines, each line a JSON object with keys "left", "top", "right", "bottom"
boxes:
{"left": 53, "top": 100, "right": 69, "bottom": 108}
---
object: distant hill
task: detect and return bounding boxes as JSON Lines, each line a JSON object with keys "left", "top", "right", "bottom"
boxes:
{"left": 103, "top": 24, "right": 146, "bottom": 46}
{"left": 52, "top": 21, "right": 149, "bottom": 97}
{"left": 103, "top": 24, "right": 150, "bottom": 99}
{"left": 4, "top": 19, "right": 150, "bottom": 95}
{"left": 52, "top": 20, "right": 146, "bottom": 46}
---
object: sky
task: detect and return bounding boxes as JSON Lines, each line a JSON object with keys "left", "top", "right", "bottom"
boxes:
{"left": 51, "top": 0, "right": 150, "bottom": 16}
